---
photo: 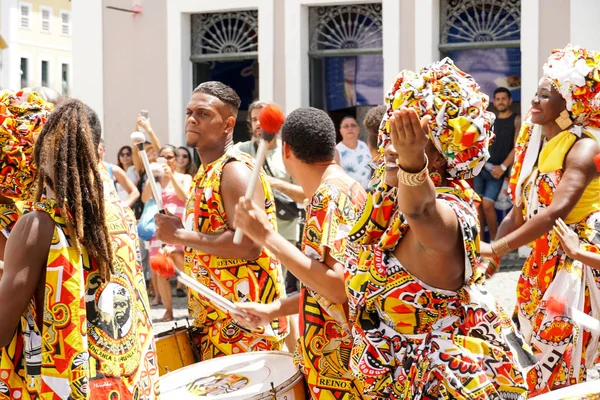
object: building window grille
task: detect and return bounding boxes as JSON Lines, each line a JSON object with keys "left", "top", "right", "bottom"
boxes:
{"left": 191, "top": 10, "right": 258, "bottom": 62}
{"left": 309, "top": 4, "right": 382, "bottom": 57}
{"left": 440, "top": 0, "right": 520, "bottom": 50}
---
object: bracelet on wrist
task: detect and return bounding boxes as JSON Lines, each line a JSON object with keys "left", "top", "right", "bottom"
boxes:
{"left": 491, "top": 238, "right": 511, "bottom": 259}
{"left": 396, "top": 155, "right": 429, "bottom": 187}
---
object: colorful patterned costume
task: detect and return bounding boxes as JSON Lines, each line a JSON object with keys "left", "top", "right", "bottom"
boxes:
{"left": 510, "top": 123, "right": 600, "bottom": 394}
{"left": 345, "top": 184, "right": 533, "bottom": 400}
{"left": 344, "top": 58, "right": 534, "bottom": 399}
{"left": 184, "top": 149, "right": 287, "bottom": 360}
{"left": 0, "top": 90, "right": 52, "bottom": 201}
{"left": 294, "top": 174, "right": 367, "bottom": 400}
{"left": 507, "top": 44, "right": 600, "bottom": 395}
{"left": 0, "top": 165, "right": 160, "bottom": 399}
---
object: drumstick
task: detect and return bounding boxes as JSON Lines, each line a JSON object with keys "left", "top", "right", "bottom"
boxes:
{"left": 547, "top": 296, "right": 600, "bottom": 333}
{"left": 233, "top": 103, "right": 286, "bottom": 244}
{"left": 233, "top": 139, "right": 268, "bottom": 244}
{"left": 131, "top": 131, "right": 164, "bottom": 210}
{"left": 172, "top": 268, "right": 249, "bottom": 319}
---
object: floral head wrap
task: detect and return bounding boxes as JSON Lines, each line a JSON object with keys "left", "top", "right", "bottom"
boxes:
{"left": 376, "top": 58, "right": 495, "bottom": 181}
{"left": 0, "top": 89, "right": 53, "bottom": 200}
{"left": 510, "top": 44, "right": 600, "bottom": 206}
{"left": 543, "top": 44, "right": 600, "bottom": 136}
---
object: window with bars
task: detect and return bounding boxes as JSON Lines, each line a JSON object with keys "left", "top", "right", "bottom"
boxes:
{"left": 439, "top": 0, "right": 522, "bottom": 103}
{"left": 20, "top": 3, "right": 31, "bottom": 29}
{"left": 60, "top": 11, "right": 71, "bottom": 35}
{"left": 41, "top": 7, "right": 52, "bottom": 32}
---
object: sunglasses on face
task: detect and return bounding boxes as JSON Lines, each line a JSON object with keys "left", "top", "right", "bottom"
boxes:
{"left": 119, "top": 152, "right": 132, "bottom": 157}
{"left": 162, "top": 155, "right": 176, "bottom": 160}
{"left": 177, "top": 154, "right": 189, "bottom": 159}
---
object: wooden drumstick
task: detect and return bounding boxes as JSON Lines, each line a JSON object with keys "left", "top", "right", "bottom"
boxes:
{"left": 233, "top": 103, "right": 286, "bottom": 244}
{"left": 131, "top": 131, "right": 164, "bottom": 211}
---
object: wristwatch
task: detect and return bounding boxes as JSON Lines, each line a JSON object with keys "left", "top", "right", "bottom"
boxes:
{"left": 500, "top": 164, "right": 507, "bottom": 172}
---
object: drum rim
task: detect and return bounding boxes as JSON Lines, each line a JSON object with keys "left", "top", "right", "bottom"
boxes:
{"left": 160, "top": 350, "right": 304, "bottom": 399}
{"left": 155, "top": 325, "right": 192, "bottom": 339}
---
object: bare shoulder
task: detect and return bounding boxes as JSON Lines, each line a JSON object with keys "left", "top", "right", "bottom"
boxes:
{"left": 566, "top": 136, "right": 600, "bottom": 169}
{"left": 222, "top": 160, "right": 253, "bottom": 192}
{"left": 10, "top": 211, "right": 55, "bottom": 246}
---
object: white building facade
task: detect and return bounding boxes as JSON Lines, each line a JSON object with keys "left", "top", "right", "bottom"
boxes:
{"left": 1, "top": 0, "right": 72, "bottom": 94}
{"left": 72, "top": 0, "right": 600, "bottom": 163}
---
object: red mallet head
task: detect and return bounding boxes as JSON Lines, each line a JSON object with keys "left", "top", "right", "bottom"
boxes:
{"left": 593, "top": 153, "right": 600, "bottom": 172}
{"left": 258, "top": 103, "right": 285, "bottom": 141}
{"left": 546, "top": 296, "right": 567, "bottom": 316}
{"left": 150, "top": 253, "right": 176, "bottom": 278}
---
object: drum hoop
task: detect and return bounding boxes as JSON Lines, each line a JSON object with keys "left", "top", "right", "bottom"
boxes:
{"left": 155, "top": 326, "right": 191, "bottom": 339}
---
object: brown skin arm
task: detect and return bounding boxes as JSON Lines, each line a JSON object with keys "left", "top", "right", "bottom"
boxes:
{"left": 390, "top": 108, "right": 467, "bottom": 290}
{"left": 234, "top": 195, "right": 347, "bottom": 303}
{"left": 112, "top": 165, "right": 140, "bottom": 208}
{"left": 266, "top": 175, "right": 306, "bottom": 204}
{"left": 496, "top": 137, "right": 600, "bottom": 253}
{"left": 155, "top": 161, "right": 265, "bottom": 260}
{"left": 0, "top": 211, "right": 53, "bottom": 346}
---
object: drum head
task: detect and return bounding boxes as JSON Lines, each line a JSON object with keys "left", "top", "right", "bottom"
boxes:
{"left": 160, "top": 351, "right": 301, "bottom": 399}
{"left": 531, "top": 380, "right": 600, "bottom": 399}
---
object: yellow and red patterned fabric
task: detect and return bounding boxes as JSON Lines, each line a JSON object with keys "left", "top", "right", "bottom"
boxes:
{"left": 0, "top": 90, "right": 53, "bottom": 201}
{"left": 0, "top": 164, "right": 160, "bottom": 399}
{"left": 345, "top": 183, "right": 534, "bottom": 399}
{"left": 0, "top": 203, "right": 20, "bottom": 238}
{"left": 509, "top": 124, "right": 600, "bottom": 396}
{"left": 184, "top": 149, "right": 287, "bottom": 360}
{"left": 374, "top": 58, "right": 495, "bottom": 181}
{"left": 295, "top": 174, "right": 367, "bottom": 400}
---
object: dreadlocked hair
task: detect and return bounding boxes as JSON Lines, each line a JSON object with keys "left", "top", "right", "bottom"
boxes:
{"left": 34, "top": 99, "right": 114, "bottom": 280}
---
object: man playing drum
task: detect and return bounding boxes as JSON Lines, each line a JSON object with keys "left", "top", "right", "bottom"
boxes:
{"left": 234, "top": 107, "right": 367, "bottom": 399}
{"left": 155, "top": 81, "right": 288, "bottom": 360}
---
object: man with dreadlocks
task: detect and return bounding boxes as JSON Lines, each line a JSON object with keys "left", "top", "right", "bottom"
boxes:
{"left": 0, "top": 99, "right": 159, "bottom": 399}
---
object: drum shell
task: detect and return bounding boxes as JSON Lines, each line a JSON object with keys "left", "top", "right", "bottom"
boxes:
{"left": 155, "top": 326, "right": 200, "bottom": 376}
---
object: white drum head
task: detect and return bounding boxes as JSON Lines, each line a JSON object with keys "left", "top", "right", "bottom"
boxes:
{"left": 531, "top": 380, "right": 600, "bottom": 399}
{"left": 160, "top": 351, "right": 301, "bottom": 399}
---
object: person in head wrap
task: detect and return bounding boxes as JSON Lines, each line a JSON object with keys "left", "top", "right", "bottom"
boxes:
{"left": 0, "top": 89, "right": 53, "bottom": 268}
{"left": 344, "top": 58, "right": 535, "bottom": 399}
{"left": 481, "top": 44, "right": 600, "bottom": 395}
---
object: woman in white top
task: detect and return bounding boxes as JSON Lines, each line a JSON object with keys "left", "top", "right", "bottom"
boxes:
{"left": 115, "top": 145, "right": 139, "bottom": 202}
{"left": 335, "top": 116, "right": 372, "bottom": 189}
{"left": 142, "top": 145, "right": 193, "bottom": 322}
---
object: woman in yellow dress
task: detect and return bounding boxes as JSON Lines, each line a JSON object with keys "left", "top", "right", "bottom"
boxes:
{"left": 487, "top": 44, "right": 600, "bottom": 395}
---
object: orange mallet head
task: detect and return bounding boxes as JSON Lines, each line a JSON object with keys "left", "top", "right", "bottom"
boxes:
{"left": 258, "top": 103, "right": 285, "bottom": 141}
{"left": 150, "top": 253, "right": 176, "bottom": 278}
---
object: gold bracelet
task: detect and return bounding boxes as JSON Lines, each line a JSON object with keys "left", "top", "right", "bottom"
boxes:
{"left": 397, "top": 155, "right": 429, "bottom": 187}
{"left": 491, "top": 238, "right": 511, "bottom": 259}
{"left": 485, "top": 258, "right": 499, "bottom": 278}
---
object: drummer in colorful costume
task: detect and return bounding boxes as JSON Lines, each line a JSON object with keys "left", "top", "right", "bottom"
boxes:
{"left": 234, "top": 107, "right": 367, "bottom": 399}
{"left": 155, "top": 81, "right": 287, "bottom": 360}
{"left": 486, "top": 44, "right": 600, "bottom": 395}
{"left": 0, "top": 99, "right": 160, "bottom": 399}
{"left": 345, "top": 59, "right": 535, "bottom": 399}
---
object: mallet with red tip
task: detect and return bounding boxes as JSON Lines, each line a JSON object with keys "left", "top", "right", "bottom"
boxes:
{"left": 233, "top": 103, "right": 286, "bottom": 244}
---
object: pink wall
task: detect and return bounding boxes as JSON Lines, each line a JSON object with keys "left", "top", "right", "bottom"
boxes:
{"left": 102, "top": 0, "right": 169, "bottom": 164}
